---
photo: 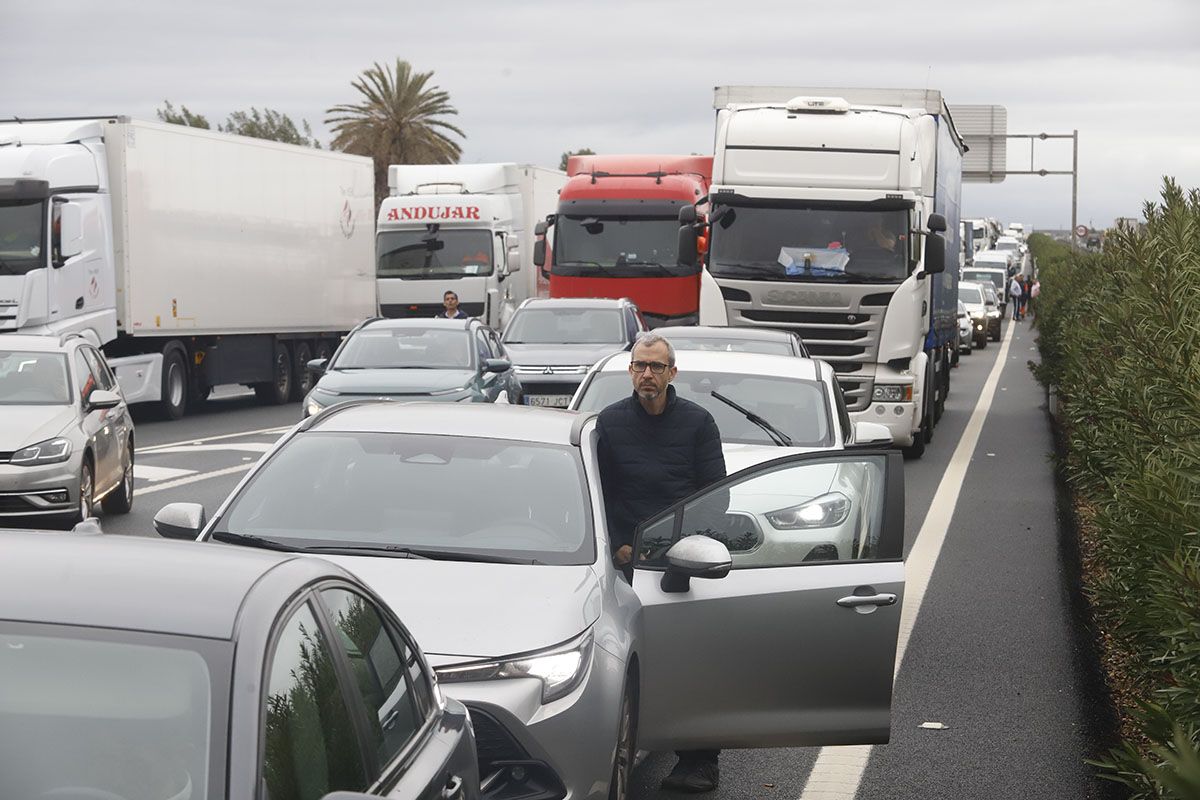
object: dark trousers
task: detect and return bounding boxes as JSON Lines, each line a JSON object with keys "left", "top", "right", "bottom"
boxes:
{"left": 676, "top": 749, "right": 720, "bottom": 764}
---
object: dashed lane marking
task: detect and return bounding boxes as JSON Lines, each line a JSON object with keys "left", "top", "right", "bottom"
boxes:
{"left": 136, "top": 425, "right": 291, "bottom": 454}
{"left": 133, "top": 465, "right": 197, "bottom": 483}
{"left": 136, "top": 464, "right": 256, "bottom": 496}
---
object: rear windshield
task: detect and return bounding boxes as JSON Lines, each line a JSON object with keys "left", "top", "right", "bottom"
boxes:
{"left": 963, "top": 270, "right": 1005, "bottom": 290}
{"left": 503, "top": 308, "right": 625, "bottom": 345}
{"left": 335, "top": 328, "right": 472, "bottom": 370}
{"left": 958, "top": 286, "right": 984, "bottom": 304}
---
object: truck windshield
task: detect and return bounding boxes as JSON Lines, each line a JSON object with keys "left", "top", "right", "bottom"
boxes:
{"left": 0, "top": 199, "right": 47, "bottom": 276}
{"left": 377, "top": 229, "right": 493, "bottom": 279}
{"left": 555, "top": 217, "right": 679, "bottom": 269}
{"left": 709, "top": 205, "right": 910, "bottom": 283}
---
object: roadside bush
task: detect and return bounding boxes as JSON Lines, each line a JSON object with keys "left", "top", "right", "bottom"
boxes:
{"left": 1030, "top": 180, "right": 1200, "bottom": 798}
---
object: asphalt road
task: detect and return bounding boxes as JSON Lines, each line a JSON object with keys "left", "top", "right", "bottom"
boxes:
{"left": 84, "top": 320, "right": 1113, "bottom": 798}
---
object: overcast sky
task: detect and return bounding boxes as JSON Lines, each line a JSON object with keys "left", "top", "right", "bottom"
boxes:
{"left": 8, "top": 0, "right": 1200, "bottom": 230}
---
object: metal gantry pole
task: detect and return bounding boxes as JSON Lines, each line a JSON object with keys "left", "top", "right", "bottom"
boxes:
{"left": 1071, "top": 130, "right": 1079, "bottom": 250}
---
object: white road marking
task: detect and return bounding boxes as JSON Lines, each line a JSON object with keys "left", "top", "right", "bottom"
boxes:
{"left": 798, "top": 321, "right": 1018, "bottom": 800}
{"left": 136, "top": 425, "right": 291, "bottom": 454}
{"left": 133, "top": 465, "right": 197, "bottom": 482}
{"left": 136, "top": 464, "right": 255, "bottom": 496}
{"left": 141, "top": 442, "right": 274, "bottom": 456}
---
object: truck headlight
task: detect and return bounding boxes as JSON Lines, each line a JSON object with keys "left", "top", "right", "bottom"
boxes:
{"left": 437, "top": 628, "right": 593, "bottom": 704}
{"left": 766, "top": 492, "right": 851, "bottom": 530}
{"left": 872, "top": 384, "right": 912, "bottom": 402}
{"left": 11, "top": 438, "right": 73, "bottom": 466}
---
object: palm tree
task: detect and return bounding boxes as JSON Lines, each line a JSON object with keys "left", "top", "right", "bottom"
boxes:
{"left": 326, "top": 59, "right": 466, "bottom": 207}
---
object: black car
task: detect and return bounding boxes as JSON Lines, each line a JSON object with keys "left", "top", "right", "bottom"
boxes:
{"left": 656, "top": 325, "right": 811, "bottom": 357}
{"left": 500, "top": 297, "right": 648, "bottom": 408}
{"left": 0, "top": 530, "right": 479, "bottom": 800}
{"left": 303, "top": 317, "right": 521, "bottom": 417}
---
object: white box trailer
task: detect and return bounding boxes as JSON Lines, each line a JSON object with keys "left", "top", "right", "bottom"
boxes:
{"left": 377, "top": 163, "right": 567, "bottom": 329}
{"left": 0, "top": 117, "right": 376, "bottom": 418}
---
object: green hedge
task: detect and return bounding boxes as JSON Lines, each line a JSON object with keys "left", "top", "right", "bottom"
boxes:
{"left": 1030, "top": 179, "right": 1200, "bottom": 797}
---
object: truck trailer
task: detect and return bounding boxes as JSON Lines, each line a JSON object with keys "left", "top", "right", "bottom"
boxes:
{"left": 0, "top": 116, "right": 377, "bottom": 419}
{"left": 377, "top": 163, "right": 567, "bottom": 329}
{"left": 534, "top": 154, "right": 711, "bottom": 327}
{"left": 680, "top": 87, "right": 963, "bottom": 457}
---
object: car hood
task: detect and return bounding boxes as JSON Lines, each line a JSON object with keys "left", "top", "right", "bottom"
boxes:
{"left": 317, "top": 368, "right": 476, "bottom": 396}
{"left": 721, "top": 441, "right": 837, "bottom": 475}
{"left": 504, "top": 343, "right": 625, "bottom": 367}
{"left": 0, "top": 405, "right": 76, "bottom": 451}
{"left": 320, "top": 556, "right": 603, "bottom": 662}
{"left": 962, "top": 302, "right": 986, "bottom": 315}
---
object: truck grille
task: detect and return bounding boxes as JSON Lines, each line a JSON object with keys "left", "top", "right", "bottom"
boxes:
{"left": 0, "top": 302, "right": 17, "bottom": 329}
{"left": 719, "top": 280, "right": 898, "bottom": 411}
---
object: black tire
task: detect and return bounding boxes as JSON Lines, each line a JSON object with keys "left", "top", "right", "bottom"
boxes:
{"left": 608, "top": 680, "right": 638, "bottom": 800}
{"left": 160, "top": 347, "right": 188, "bottom": 420}
{"left": 102, "top": 440, "right": 134, "bottom": 515}
{"left": 291, "top": 341, "right": 314, "bottom": 401}
{"left": 976, "top": 334, "right": 988, "bottom": 350}
{"left": 991, "top": 326, "right": 1001, "bottom": 342}
{"left": 254, "top": 342, "right": 293, "bottom": 405}
{"left": 70, "top": 458, "right": 95, "bottom": 526}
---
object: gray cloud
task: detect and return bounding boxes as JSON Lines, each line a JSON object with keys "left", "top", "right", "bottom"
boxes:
{"left": 6, "top": 0, "right": 1199, "bottom": 229}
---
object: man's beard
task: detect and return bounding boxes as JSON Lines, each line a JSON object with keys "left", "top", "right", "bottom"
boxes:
{"left": 636, "top": 384, "right": 662, "bottom": 400}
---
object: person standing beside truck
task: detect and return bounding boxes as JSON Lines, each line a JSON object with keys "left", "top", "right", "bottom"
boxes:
{"left": 1009, "top": 275, "right": 1024, "bottom": 320}
{"left": 434, "top": 290, "right": 470, "bottom": 319}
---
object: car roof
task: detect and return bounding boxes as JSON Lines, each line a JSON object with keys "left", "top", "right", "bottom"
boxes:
{"left": 0, "top": 531, "right": 312, "bottom": 639}
{"left": 0, "top": 334, "right": 77, "bottom": 353}
{"left": 363, "top": 317, "right": 474, "bottom": 331}
{"left": 596, "top": 349, "right": 823, "bottom": 381}
{"left": 518, "top": 297, "right": 631, "bottom": 310}
{"left": 656, "top": 326, "right": 794, "bottom": 342}
{"left": 309, "top": 401, "right": 580, "bottom": 445}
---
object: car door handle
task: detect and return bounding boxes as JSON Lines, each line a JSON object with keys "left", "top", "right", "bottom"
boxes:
{"left": 837, "top": 593, "right": 897, "bottom": 608}
{"left": 441, "top": 775, "right": 463, "bottom": 800}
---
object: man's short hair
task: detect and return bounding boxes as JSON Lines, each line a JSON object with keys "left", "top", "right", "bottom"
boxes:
{"left": 632, "top": 331, "right": 676, "bottom": 366}
{"left": 444, "top": 291, "right": 458, "bottom": 300}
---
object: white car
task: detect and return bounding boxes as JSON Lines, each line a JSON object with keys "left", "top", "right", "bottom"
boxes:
{"left": 957, "top": 301, "right": 974, "bottom": 356}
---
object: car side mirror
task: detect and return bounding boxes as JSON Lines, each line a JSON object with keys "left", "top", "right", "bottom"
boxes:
{"left": 923, "top": 232, "right": 946, "bottom": 275}
{"left": 927, "top": 213, "right": 947, "bottom": 233}
{"left": 154, "top": 502, "right": 207, "bottom": 540}
{"left": 849, "top": 421, "right": 893, "bottom": 449}
{"left": 661, "top": 535, "right": 732, "bottom": 593}
{"left": 86, "top": 389, "right": 121, "bottom": 410}
{"left": 484, "top": 358, "right": 511, "bottom": 374}
{"left": 57, "top": 200, "right": 84, "bottom": 260}
{"left": 306, "top": 358, "right": 328, "bottom": 375}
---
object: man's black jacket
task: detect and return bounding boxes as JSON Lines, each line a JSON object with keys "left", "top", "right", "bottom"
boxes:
{"left": 596, "top": 386, "right": 726, "bottom": 551}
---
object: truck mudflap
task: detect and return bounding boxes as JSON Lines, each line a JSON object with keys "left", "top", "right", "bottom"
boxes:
{"left": 107, "top": 351, "right": 163, "bottom": 406}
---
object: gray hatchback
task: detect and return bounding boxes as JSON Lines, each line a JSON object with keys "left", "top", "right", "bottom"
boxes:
{"left": 0, "top": 334, "right": 133, "bottom": 525}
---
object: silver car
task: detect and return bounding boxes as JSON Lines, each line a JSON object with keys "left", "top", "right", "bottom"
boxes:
{"left": 0, "top": 334, "right": 134, "bottom": 525}
{"left": 158, "top": 403, "right": 907, "bottom": 800}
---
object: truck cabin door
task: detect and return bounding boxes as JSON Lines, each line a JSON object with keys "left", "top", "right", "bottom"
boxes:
{"left": 49, "top": 198, "right": 101, "bottom": 322}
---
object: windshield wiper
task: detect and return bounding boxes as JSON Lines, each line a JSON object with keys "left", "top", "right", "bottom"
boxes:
{"left": 210, "top": 533, "right": 541, "bottom": 564}
{"left": 710, "top": 390, "right": 793, "bottom": 447}
{"left": 209, "top": 531, "right": 299, "bottom": 551}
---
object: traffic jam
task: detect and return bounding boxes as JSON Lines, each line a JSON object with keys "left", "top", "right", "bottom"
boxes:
{"left": 1, "top": 88, "right": 1033, "bottom": 800}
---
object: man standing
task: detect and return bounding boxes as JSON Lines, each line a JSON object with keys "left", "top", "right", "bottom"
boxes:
{"left": 596, "top": 332, "right": 726, "bottom": 793}
{"left": 1009, "top": 274, "right": 1024, "bottom": 321}
{"left": 434, "top": 290, "right": 469, "bottom": 319}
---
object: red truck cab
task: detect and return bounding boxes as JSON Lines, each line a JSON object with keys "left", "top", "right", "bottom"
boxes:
{"left": 534, "top": 155, "right": 711, "bottom": 328}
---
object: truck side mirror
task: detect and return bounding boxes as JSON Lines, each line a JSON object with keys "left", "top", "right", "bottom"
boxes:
{"left": 927, "top": 213, "right": 947, "bottom": 233}
{"left": 54, "top": 200, "right": 84, "bottom": 263}
{"left": 533, "top": 238, "right": 546, "bottom": 269}
{"left": 677, "top": 225, "right": 699, "bottom": 267}
{"left": 924, "top": 232, "right": 946, "bottom": 275}
{"left": 506, "top": 246, "right": 520, "bottom": 273}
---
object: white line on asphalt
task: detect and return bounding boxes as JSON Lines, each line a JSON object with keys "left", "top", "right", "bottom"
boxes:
{"left": 136, "top": 464, "right": 255, "bottom": 495}
{"left": 142, "top": 442, "right": 274, "bottom": 456}
{"left": 133, "top": 465, "right": 197, "bottom": 482}
{"left": 137, "top": 425, "right": 291, "bottom": 454}
{"left": 798, "top": 320, "right": 1018, "bottom": 800}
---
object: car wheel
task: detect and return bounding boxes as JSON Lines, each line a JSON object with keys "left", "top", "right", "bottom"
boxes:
{"left": 976, "top": 334, "right": 988, "bottom": 350}
{"left": 609, "top": 680, "right": 638, "bottom": 800}
{"left": 71, "top": 459, "right": 95, "bottom": 525}
{"left": 102, "top": 441, "right": 134, "bottom": 515}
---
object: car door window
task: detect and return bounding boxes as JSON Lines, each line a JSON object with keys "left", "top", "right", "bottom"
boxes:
{"left": 261, "top": 601, "right": 368, "bottom": 800}
{"left": 637, "top": 453, "right": 895, "bottom": 567}
{"left": 320, "top": 588, "right": 426, "bottom": 772}
{"left": 475, "top": 332, "right": 491, "bottom": 366}
{"left": 833, "top": 381, "right": 853, "bottom": 444}
{"left": 485, "top": 329, "right": 504, "bottom": 359}
{"left": 81, "top": 347, "right": 116, "bottom": 392}
{"left": 73, "top": 351, "right": 97, "bottom": 404}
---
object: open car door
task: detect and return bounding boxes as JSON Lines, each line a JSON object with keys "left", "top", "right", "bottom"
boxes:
{"left": 632, "top": 450, "right": 905, "bottom": 750}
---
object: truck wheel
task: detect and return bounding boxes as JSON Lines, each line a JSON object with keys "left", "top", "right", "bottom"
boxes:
{"left": 291, "top": 341, "right": 313, "bottom": 401}
{"left": 902, "top": 429, "right": 926, "bottom": 459}
{"left": 160, "top": 348, "right": 188, "bottom": 420}
{"left": 255, "top": 342, "right": 293, "bottom": 405}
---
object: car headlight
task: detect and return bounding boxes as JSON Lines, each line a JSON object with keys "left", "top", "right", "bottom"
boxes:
{"left": 304, "top": 388, "right": 340, "bottom": 417}
{"left": 872, "top": 384, "right": 912, "bottom": 402}
{"left": 10, "top": 438, "right": 73, "bottom": 466}
{"left": 437, "top": 628, "right": 593, "bottom": 704}
{"left": 766, "top": 492, "right": 851, "bottom": 530}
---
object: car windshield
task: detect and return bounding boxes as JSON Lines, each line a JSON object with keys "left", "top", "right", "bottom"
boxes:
{"left": 958, "top": 286, "right": 984, "bottom": 304}
{"left": 661, "top": 335, "right": 793, "bottom": 356}
{"left": 0, "top": 351, "right": 71, "bottom": 405}
{"left": 576, "top": 370, "right": 832, "bottom": 447}
{"left": 963, "top": 270, "right": 1006, "bottom": 291}
{"left": 377, "top": 229, "right": 493, "bottom": 279}
{"left": 503, "top": 308, "right": 625, "bottom": 345}
{"left": 215, "top": 432, "right": 594, "bottom": 565}
{"left": 555, "top": 216, "right": 679, "bottom": 269}
{"left": 708, "top": 204, "right": 910, "bottom": 283}
{"left": 0, "top": 623, "right": 222, "bottom": 800}
{"left": 0, "top": 199, "right": 47, "bottom": 276}
{"left": 334, "top": 328, "right": 472, "bottom": 370}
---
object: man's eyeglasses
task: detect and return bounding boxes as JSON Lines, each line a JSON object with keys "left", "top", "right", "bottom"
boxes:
{"left": 630, "top": 360, "right": 670, "bottom": 375}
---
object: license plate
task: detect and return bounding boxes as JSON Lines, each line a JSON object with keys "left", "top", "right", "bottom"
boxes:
{"left": 525, "top": 394, "right": 572, "bottom": 408}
